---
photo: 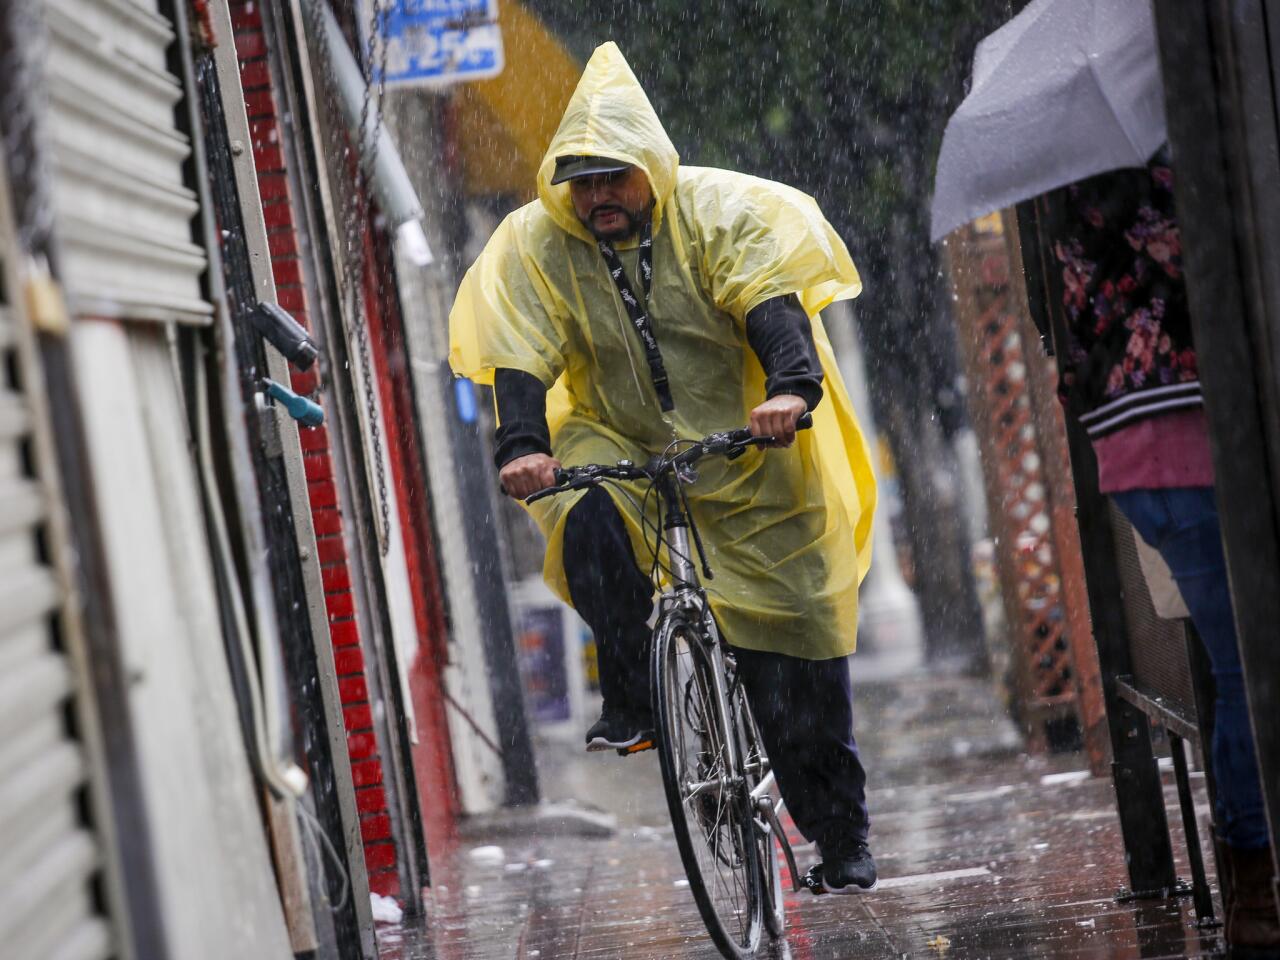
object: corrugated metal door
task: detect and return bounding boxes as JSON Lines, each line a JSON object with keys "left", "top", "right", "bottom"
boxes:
{"left": 44, "top": 0, "right": 211, "bottom": 325}
{"left": 0, "top": 155, "right": 120, "bottom": 956}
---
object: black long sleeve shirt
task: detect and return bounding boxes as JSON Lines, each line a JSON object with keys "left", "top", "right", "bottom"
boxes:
{"left": 492, "top": 293, "right": 823, "bottom": 468}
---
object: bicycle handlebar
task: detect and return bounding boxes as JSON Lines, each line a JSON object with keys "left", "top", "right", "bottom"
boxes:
{"left": 522, "top": 411, "right": 813, "bottom": 504}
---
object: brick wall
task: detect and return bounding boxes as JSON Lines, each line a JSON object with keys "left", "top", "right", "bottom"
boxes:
{"left": 230, "top": 0, "right": 402, "bottom": 899}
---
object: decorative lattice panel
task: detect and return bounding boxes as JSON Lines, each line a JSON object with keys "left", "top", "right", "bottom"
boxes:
{"left": 949, "top": 220, "right": 1090, "bottom": 752}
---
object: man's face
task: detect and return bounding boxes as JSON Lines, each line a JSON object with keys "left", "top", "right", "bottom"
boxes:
{"left": 569, "top": 166, "right": 653, "bottom": 241}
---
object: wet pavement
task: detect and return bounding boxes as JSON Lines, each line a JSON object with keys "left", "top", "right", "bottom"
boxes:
{"left": 377, "top": 671, "right": 1225, "bottom": 959}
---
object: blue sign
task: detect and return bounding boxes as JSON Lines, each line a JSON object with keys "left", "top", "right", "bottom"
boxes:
{"left": 365, "top": 0, "right": 504, "bottom": 88}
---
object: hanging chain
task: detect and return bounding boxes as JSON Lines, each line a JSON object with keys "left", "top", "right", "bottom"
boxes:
{"left": 303, "top": 0, "right": 392, "bottom": 554}
{"left": 356, "top": 0, "right": 391, "bottom": 554}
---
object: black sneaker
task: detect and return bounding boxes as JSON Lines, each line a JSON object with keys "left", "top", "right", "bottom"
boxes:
{"left": 803, "top": 842, "right": 878, "bottom": 895}
{"left": 585, "top": 711, "right": 654, "bottom": 755}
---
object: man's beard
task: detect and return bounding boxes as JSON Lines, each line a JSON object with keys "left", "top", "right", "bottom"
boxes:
{"left": 582, "top": 203, "right": 648, "bottom": 242}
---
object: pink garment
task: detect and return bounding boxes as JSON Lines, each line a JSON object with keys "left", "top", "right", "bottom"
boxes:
{"left": 1092, "top": 407, "right": 1216, "bottom": 494}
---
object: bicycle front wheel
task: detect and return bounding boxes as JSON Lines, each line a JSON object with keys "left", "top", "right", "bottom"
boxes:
{"left": 652, "top": 615, "right": 763, "bottom": 959}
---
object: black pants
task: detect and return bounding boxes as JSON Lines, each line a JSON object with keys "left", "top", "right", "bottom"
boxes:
{"left": 562, "top": 487, "right": 871, "bottom": 855}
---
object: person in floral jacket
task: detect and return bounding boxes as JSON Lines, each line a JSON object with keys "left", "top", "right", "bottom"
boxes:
{"left": 1052, "top": 151, "right": 1201, "bottom": 438}
{"left": 1047, "top": 152, "right": 1278, "bottom": 953}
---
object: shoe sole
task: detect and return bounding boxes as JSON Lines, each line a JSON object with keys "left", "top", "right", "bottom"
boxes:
{"left": 820, "top": 878, "right": 879, "bottom": 895}
{"left": 585, "top": 732, "right": 653, "bottom": 753}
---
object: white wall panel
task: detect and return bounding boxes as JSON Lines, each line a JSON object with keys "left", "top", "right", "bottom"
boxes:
{"left": 69, "top": 322, "right": 293, "bottom": 959}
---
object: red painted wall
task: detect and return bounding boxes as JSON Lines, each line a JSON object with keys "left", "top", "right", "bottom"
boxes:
{"left": 363, "top": 228, "right": 462, "bottom": 863}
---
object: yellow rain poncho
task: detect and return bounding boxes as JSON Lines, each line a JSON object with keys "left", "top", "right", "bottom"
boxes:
{"left": 450, "top": 42, "right": 876, "bottom": 660}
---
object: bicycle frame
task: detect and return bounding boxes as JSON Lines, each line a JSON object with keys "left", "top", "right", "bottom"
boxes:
{"left": 522, "top": 417, "right": 816, "bottom": 928}
{"left": 654, "top": 471, "right": 803, "bottom": 893}
{"left": 654, "top": 471, "right": 744, "bottom": 790}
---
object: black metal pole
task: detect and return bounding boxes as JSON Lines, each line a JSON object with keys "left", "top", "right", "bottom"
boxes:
{"left": 1185, "top": 623, "right": 1232, "bottom": 915}
{"left": 448, "top": 379, "right": 541, "bottom": 807}
{"left": 1170, "top": 733, "right": 1217, "bottom": 926}
{"left": 1153, "top": 0, "right": 1280, "bottom": 879}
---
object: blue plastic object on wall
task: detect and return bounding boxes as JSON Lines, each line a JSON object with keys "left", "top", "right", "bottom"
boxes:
{"left": 262, "top": 378, "right": 325, "bottom": 427}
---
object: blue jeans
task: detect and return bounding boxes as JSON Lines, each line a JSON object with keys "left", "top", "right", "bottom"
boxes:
{"left": 1110, "top": 486, "right": 1269, "bottom": 850}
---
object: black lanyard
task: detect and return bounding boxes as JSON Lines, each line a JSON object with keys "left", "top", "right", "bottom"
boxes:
{"left": 598, "top": 220, "right": 675, "bottom": 412}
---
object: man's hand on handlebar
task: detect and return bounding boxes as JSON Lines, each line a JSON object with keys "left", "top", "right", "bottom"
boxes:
{"left": 510, "top": 416, "right": 813, "bottom": 503}
{"left": 749, "top": 394, "right": 808, "bottom": 447}
{"left": 500, "top": 452, "right": 562, "bottom": 499}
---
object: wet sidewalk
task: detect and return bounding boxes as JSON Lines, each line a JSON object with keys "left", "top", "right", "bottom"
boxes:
{"left": 378, "top": 671, "right": 1225, "bottom": 959}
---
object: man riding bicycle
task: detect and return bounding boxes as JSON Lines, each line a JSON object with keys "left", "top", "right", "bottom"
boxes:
{"left": 449, "top": 42, "right": 879, "bottom": 895}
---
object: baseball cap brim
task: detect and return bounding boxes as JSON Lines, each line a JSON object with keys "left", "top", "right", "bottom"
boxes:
{"left": 550, "top": 155, "right": 631, "bottom": 185}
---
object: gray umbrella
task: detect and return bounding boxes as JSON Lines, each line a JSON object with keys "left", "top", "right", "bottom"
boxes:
{"left": 929, "top": 0, "right": 1167, "bottom": 242}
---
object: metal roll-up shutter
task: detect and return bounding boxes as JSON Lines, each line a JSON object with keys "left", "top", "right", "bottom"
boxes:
{"left": 44, "top": 0, "right": 211, "bottom": 325}
{"left": 0, "top": 176, "right": 117, "bottom": 955}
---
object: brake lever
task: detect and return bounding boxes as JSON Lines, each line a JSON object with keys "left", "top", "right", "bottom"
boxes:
{"left": 524, "top": 476, "right": 592, "bottom": 504}
{"left": 523, "top": 487, "right": 558, "bottom": 504}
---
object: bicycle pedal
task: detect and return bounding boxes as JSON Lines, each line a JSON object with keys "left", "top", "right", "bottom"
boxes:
{"left": 616, "top": 738, "right": 655, "bottom": 757}
{"left": 802, "top": 865, "right": 827, "bottom": 896}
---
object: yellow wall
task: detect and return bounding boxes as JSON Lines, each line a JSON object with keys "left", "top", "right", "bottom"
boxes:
{"left": 452, "top": 2, "right": 581, "bottom": 199}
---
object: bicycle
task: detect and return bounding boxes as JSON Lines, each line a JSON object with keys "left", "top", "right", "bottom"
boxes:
{"left": 525, "top": 415, "right": 812, "bottom": 958}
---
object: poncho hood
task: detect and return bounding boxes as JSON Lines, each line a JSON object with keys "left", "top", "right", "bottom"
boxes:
{"left": 536, "top": 42, "right": 679, "bottom": 242}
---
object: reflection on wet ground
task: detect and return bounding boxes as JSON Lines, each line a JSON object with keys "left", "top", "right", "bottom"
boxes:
{"left": 378, "top": 673, "right": 1225, "bottom": 959}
